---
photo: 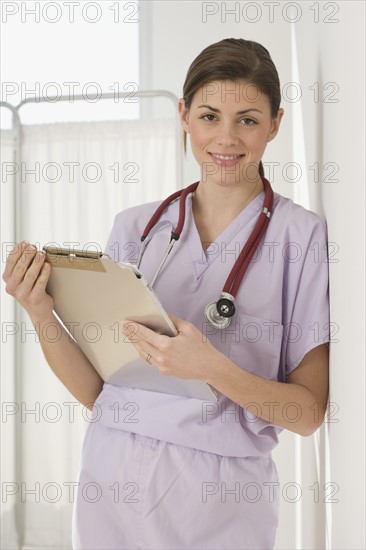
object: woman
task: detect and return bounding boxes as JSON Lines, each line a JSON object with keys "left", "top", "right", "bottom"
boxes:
{"left": 3, "top": 39, "right": 330, "bottom": 549}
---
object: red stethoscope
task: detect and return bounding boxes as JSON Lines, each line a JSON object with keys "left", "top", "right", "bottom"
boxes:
{"left": 137, "top": 176, "right": 274, "bottom": 329}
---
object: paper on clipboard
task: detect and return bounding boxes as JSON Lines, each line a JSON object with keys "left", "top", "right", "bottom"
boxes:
{"left": 43, "top": 246, "right": 219, "bottom": 402}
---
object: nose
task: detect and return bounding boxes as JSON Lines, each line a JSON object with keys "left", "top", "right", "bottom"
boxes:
{"left": 215, "top": 122, "right": 239, "bottom": 147}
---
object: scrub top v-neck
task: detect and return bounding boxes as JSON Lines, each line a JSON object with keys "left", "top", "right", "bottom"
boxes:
{"left": 186, "top": 191, "right": 266, "bottom": 279}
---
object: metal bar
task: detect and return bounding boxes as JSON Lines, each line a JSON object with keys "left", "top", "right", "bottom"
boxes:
{"left": 4, "top": 89, "right": 183, "bottom": 190}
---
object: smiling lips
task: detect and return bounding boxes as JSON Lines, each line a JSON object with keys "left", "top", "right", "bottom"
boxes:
{"left": 209, "top": 153, "right": 245, "bottom": 167}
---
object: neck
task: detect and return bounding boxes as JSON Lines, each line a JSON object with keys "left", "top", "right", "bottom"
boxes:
{"left": 192, "top": 177, "right": 264, "bottom": 221}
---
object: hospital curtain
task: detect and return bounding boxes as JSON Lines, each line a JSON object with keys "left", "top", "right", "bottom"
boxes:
{"left": 1, "top": 117, "right": 179, "bottom": 549}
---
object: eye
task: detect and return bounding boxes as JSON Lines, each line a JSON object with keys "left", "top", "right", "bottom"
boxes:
{"left": 242, "top": 118, "right": 257, "bottom": 126}
{"left": 200, "top": 114, "right": 216, "bottom": 121}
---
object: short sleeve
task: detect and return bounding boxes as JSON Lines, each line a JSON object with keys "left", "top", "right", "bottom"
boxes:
{"left": 104, "top": 213, "right": 122, "bottom": 262}
{"left": 103, "top": 201, "right": 162, "bottom": 265}
{"left": 103, "top": 211, "right": 140, "bottom": 265}
{"left": 282, "top": 216, "right": 330, "bottom": 379}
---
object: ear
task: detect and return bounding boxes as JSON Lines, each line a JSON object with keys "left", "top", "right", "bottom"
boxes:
{"left": 267, "top": 108, "right": 284, "bottom": 143}
{"left": 178, "top": 98, "right": 190, "bottom": 133}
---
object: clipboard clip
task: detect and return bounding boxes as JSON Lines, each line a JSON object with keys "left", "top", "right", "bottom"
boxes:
{"left": 42, "top": 246, "right": 107, "bottom": 271}
{"left": 42, "top": 246, "right": 103, "bottom": 260}
{"left": 42, "top": 247, "right": 142, "bottom": 277}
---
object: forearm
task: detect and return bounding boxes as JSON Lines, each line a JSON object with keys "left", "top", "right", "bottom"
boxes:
{"left": 121, "top": 314, "right": 327, "bottom": 435}
{"left": 30, "top": 311, "right": 104, "bottom": 409}
{"left": 204, "top": 356, "right": 326, "bottom": 436}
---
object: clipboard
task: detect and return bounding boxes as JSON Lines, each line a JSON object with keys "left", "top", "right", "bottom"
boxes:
{"left": 43, "top": 246, "right": 219, "bottom": 402}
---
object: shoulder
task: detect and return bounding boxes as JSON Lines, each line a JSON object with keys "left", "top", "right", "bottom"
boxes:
{"left": 272, "top": 192, "right": 328, "bottom": 242}
{"left": 105, "top": 198, "right": 176, "bottom": 260}
{"left": 110, "top": 196, "right": 179, "bottom": 235}
{"left": 112, "top": 199, "right": 163, "bottom": 228}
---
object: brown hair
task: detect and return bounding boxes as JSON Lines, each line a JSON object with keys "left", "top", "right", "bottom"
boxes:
{"left": 181, "top": 38, "right": 281, "bottom": 178}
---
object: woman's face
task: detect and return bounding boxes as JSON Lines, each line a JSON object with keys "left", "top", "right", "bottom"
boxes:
{"left": 178, "top": 79, "right": 284, "bottom": 188}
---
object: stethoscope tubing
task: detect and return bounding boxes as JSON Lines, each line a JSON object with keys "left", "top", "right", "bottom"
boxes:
{"left": 223, "top": 178, "right": 273, "bottom": 297}
{"left": 141, "top": 182, "right": 199, "bottom": 242}
{"left": 138, "top": 177, "right": 274, "bottom": 325}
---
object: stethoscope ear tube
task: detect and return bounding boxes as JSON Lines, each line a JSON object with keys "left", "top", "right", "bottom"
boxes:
{"left": 149, "top": 236, "right": 177, "bottom": 288}
{"left": 141, "top": 182, "right": 199, "bottom": 241}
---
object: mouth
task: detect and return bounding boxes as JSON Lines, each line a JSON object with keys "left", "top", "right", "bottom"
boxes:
{"left": 209, "top": 152, "right": 245, "bottom": 166}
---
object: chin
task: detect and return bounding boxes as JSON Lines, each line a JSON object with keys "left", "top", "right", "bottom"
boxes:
{"left": 201, "top": 162, "right": 260, "bottom": 186}
{"left": 207, "top": 176, "right": 245, "bottom": 188}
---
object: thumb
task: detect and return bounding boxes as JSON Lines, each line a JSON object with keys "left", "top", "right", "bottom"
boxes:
{"left": 167, "top": 312, "right": 185, "bottom": 330}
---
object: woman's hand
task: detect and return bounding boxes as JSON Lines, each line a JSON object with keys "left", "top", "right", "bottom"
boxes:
{"left": 122, "top": 313, "right": 226, "bottom": 382}
{"left": 2, "top": 241, "right": 54, "bottom": 322}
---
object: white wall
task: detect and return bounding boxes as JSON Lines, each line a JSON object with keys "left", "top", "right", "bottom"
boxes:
{"left": 317, "top": 3, "right": 365, "bottom": 548}
{"left": 290, "top": 3, "right": 365, "bottom": 547}
{"left": 139, "top": 1, "right": 366, "bottom": 549}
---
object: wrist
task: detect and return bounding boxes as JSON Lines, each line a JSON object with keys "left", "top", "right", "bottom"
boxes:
{"left": 29, "top": 309, "right": 56, "bottom": 326}
{"left": 203, "top": 351, "right": 237, "bottom": 386}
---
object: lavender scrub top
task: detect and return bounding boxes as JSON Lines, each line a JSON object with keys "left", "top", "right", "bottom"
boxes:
{"left": 94, "top": 187, "right": 330, "bottom": 458}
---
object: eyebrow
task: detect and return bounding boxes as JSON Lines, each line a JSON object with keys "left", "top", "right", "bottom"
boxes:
{"left": 197, "top": 104, "right": 263, "bottom": 114}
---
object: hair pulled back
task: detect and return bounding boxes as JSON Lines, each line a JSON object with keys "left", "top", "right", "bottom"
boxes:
{"left": 182, "top": 38, "right": 281, "bottom": 178}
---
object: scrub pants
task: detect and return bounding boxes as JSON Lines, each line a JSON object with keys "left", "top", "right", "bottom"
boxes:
{"left": 72, "top": 421, "right": 279, "bottom": 550}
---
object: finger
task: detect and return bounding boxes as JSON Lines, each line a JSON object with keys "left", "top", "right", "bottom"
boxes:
{"left": 23, "top": 251, "right": 46, "bottom": 286}
{"left": 29, "top": 254, "right": 51, "bottom": 298}
{"left": 122, "top": 327, "right": 159, "bottom": 359}
{"left": 18, "top": 250, "right": 47, "bottom": 293}
{"left": 4, "top": 244, "right": 39, "bottom": 293}
{"left": 10, "top": 252, "right": 45, "bottom": 303}
{"left": 121, "top": 320, "right": 148, "bottom": 345}
{"left": 167, "top": 312, "right": 180, "bottom": 323}
{"left": 138, "top": 341, "right": 159, "bottom": 363}
{"left": 167, "top": 313, "right": 186, "bottom": 331}
{"left": 2, "top": 241, "right": 29, "bottom": 281}
{"left": 122, "top": 320, "right": 166, "bottom": 349}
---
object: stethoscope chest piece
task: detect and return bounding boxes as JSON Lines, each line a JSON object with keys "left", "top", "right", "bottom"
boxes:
{"left": 204, "top": 293, "right": 236, "bottom": 330}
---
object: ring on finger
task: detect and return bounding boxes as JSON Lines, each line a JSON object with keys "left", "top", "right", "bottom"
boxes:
{"left": 145, "top": 353, "right": 152, "bottom": 364}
